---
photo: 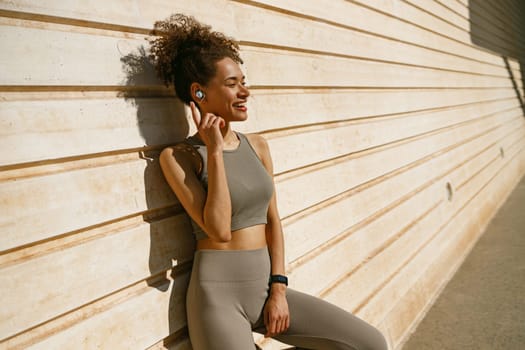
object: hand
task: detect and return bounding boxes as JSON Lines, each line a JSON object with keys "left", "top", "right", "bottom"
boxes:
{"left": 190, "top": 101, "right": 225, "bottom": 152}
{"left": 263, "top": 289, "right": 290, "bottom": 338}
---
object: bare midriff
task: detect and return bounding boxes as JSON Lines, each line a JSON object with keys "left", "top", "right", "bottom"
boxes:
{"left": 196, "top": 224, "right": 267, "bottom": 250}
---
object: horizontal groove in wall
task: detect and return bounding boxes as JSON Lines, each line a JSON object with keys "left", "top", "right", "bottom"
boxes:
{"left": 315, "top": 122, "right": 525, "bottom": 307}
{"left": 0, "top": 147, "right": 164, "bottom": 179}
{"left": 275, "top": 105, "right": 521, "bottom": 181}
{"left": 1, "top": 262, "right": 191, "bottom": 348}
{"left": 0, "top": 204, "right": 185, "bottom": 265}
{"left": 240, "top": 41, "right": 511, "bottom": 79}
{"left": 261, "top": 95, "right": 518, "bottom": 138}
{"left": 1, "top": 84, "right": 516, "bottom": 94}
{"left": 0, "top": 9, "right": 150, "bottom": 35}
{"left": 2, "top": 84, "right": 517, "bottom": 94}
{"left": 285, "top": 113, "right": 522, "bottom": 270}
{"left": 231, "top": 0, "right": 354, "bottom": 30}
{"left": 434, "top": 0, "right": 469, "bottom": 20}
{"left": 145, "top": 327, "right": 189, "bottom": 350}
{"left": 350, "top": 0, "right": 476, "bottom": 50}
{"left": 0, "top": 89, "right": 128, "bottom": 101}
{"left": 0, "top": 86, "right": 513, "bottom": 102}
{"left": 428, "top": 118, "right": 525, "bottom": 191}
{"left": 0, "top": 85, "right": 173, "bottom": 95}
{"left": 403, "top": 0, "right": 469, "bottom": 33}
{"left": 250, "top": 85, "right": 515, "bottom": 91}
{"left": 2, "top": 5, "right": 522, "bottom": 74}
{"left": 455, "top": 126, "right": 525, "bottom": 192}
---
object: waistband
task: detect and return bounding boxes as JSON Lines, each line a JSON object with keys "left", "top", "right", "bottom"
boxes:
{"left": 192, "top": 247, "right": 271, "bottom": 282}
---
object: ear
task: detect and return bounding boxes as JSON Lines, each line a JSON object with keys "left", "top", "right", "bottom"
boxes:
{"left": 190, "top": 83, "right": 206, "bottom": 102}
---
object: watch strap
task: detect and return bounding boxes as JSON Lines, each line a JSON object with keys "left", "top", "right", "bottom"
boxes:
{"left": 269, "top": 274, "right": 288, "bottom": 286}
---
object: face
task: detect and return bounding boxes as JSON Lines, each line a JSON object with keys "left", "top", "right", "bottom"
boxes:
{"left": 197, "top": 57, "right": 250, "bottom": 122}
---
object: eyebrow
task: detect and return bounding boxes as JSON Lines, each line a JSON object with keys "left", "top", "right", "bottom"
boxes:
{"left": 224, "top": 75, "right": 246, "bottom": 82}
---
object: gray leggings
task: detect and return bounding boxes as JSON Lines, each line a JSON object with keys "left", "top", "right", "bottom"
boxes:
{"left": 186, "top": 248, "right": 388, "bottom": 350}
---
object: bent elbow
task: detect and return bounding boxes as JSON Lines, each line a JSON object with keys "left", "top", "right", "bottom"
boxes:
{"left": 204, "top": 225, "right": 232, "bottom": 242}
{"left": 215, "top": 230, "right": 232, "bottom": 242}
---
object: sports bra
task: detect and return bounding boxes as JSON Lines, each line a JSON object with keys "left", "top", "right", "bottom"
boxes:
{"left": 184, "top": 132, "right": 274, "bottom": 240}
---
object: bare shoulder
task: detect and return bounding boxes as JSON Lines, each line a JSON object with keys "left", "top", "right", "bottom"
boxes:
{"left": 244, "top": 133, "right": 273, "bottom": 171}
{"left": 159, "top": 142, "right": 201, "bottom": 174}
{"left": 245, "top": 133, "right": 270, "bottom": 156}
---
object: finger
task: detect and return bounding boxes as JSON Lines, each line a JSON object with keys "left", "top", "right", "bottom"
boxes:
{"left": 278, "top": 318, "right": 286, "bottom": 334}
{"left": 274, "top": 318, "right": 282, "bottom": 335}
{"left": 270, "top": 317, "right": 278, "bottom": 335}
{"left": 206, "top": 115, "right": 219, "bottom": 130}
{"left": 267, "top": 318, "right": 273, "bottom": 336}
{"left": 202, "top": 113, "right": 217, "bottom": 129}
{"left": 212, "top": 116, "right": 224, "bottom": 130}
{"left": 265, "top": 319, "right": 274, "bottom": 337}
{"left": 217, "top": 116, "right": 226, "bottom": 128}
{"left": 264, "top": 311, "right": 269, "bottom": 336}
{"left": 189, "top": 102, "right": 201, "bottom": 128}
{"left": 197, "top": 113, "right": 211, "bottom": 130}
{"left": 281, "top": 317, "right": 290, "bottom": 333}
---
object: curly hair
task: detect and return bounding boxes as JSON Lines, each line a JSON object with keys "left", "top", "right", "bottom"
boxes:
{"left": 148, "top": 14, "right": 243, "bottom": 105}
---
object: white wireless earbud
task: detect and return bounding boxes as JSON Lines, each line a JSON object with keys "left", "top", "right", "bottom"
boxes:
{"left": 195, "top": 90, "right": 205, "bottom": 100}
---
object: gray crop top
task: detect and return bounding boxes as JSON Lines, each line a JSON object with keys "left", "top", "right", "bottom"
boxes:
{"left": 184, "top": 132, "right": 274, "bottom": 240}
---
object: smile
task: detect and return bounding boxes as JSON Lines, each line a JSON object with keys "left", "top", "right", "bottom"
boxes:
{"left": 233, "top": 102, "right": 247, "bottom": 111}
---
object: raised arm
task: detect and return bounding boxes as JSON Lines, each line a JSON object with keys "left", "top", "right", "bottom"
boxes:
{"left": 159, "top": 102, "right": 232, "bottom": 242}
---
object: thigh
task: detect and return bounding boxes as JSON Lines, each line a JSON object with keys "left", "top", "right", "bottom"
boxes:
{"left": 187, "top": 285, "right": 256, "bottom": 350}
{"left": 188, "top": 310, "right": 256, "bottom": 350}
{"left": 273, "top": 289, "right": 388, "bottom": 350}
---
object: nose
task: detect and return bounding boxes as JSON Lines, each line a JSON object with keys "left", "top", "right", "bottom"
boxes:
{"left": 239, "top": 83, "right": 250, "bottom": 98}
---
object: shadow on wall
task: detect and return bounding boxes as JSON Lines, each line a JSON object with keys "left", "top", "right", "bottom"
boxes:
{"left": 468, "top": 0, "right": 525, "bottom": 115}
{"left": 119, "top": 45, "right": 195, "bottom": 345}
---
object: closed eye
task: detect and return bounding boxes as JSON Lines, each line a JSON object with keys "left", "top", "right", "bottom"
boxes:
{"left": 226, "top": 81, "right": 247, "bottom": 88}
{"left": 224, "top": 75, "right": 247, "bottom": 87}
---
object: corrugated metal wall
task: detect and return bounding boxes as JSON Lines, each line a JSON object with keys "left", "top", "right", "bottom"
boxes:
{"left": 1, "top": 1, "right": 524, "bottom": 349}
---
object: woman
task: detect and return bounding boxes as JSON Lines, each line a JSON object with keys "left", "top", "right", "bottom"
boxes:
{"left": 150, "top": 14, "right": 388, "bottom": 350}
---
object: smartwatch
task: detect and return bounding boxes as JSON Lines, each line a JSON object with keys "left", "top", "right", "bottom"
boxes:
{"left": 269, "top": 274, "right": 288, "bottom": 286}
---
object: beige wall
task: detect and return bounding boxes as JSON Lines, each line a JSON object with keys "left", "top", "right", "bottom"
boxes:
{"left": 1, "top": 1, "right": 524, "bottom": 349}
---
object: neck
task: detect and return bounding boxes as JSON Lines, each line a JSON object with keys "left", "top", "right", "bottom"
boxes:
{"left": 220, "top": 121, "right": 239, "bottom": 147}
